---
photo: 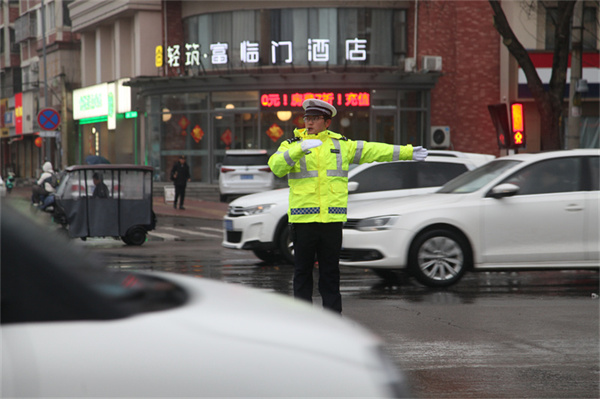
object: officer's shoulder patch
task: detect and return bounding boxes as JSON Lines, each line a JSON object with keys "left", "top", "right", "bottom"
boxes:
{"left": 285, "top": 137, "right": 302, "bottom": 144}
{"left": 334, "top": 135, "right": 349, "bottom": 141}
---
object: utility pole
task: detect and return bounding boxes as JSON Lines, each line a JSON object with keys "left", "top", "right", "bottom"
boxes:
{"left": 566, "top": 1, "right": 583, "bottom": 149}
{"left": 40, "top": 0, "right": 51, "bottom": 162}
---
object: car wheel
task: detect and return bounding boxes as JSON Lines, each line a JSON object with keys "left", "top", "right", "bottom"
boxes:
{"left": 122, "top": 226, "right": 147, "bottom": 246}
{"left": 277, "top": 223, "right": 295, "bottom": 265}
{"left": 409, "top": 229, "right": 469, "bottom": 287}
{"left": 252, "top": 249, "right": 282, "bottom": 263}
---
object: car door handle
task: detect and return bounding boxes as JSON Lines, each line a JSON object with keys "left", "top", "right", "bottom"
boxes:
{"left": 565, "top": 204, "right": 583, "bottom": 212}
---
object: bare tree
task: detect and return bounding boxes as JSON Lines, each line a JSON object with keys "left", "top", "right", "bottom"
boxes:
{"left": 489, "top": 0, "right": 575, "bottom": 150}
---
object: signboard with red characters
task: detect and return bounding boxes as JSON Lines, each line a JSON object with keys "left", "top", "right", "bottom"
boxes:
{"left": 260, "top": 90, "right": 370, "bottom": 110}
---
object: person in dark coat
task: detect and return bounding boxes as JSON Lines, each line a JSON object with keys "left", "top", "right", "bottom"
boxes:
{"left": 170, "top": 155, "right": 191, "bottom": 209}
{"left": 92, "top": 173, "right": 109, "bottom": 198}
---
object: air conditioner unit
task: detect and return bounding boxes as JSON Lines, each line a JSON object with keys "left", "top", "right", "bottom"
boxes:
{"left": 404, "top": 57, "right": 416, "bottom": 73}
{"left": 430, "top": 126, "right": 450, "bottom": 149}
{"left": 422, "top": 56, "right": 442, "bottom": 72}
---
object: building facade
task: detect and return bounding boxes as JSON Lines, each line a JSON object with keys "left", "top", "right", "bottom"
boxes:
{"left": 128, "top": 1, "right": 598, "bottom": 184}
{"left": 0, "top": 0, "right": 80, "bottom": 179}
{"left": 2, "top": 0, "right": 598, "bottom": 183}
{"left": 130, "top": 1, "right": 444, "bottom": 183}
{"left": 68, "top": 0, "right": 161, "bottom": 167}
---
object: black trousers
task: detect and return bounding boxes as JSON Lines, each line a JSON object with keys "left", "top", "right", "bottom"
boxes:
{"left": 174, "top": 184, "right": 186, "bottom": 207}
{"left": 292, "top": 222, "right": 343, "bottom": 313}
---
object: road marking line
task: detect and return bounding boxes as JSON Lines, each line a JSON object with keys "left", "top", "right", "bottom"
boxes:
{"left": 162, "top": 226, "right": 221, "bottom": 238}
{"left": 148, "top": 232, "right": 179, "bottom": 241}
{"left": 199, "top": 227, "right": 223, "bottom": 233}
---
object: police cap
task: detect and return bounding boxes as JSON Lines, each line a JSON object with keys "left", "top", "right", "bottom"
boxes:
{"left": 302, "top": 99, "right": 337, "bottom": 119}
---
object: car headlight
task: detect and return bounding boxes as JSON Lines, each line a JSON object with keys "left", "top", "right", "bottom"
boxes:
{"left": 244, "top": 204, "right": 274, "bottom": 215}
{"left": 356, "top": 215, "right": 399, "bottom": 232}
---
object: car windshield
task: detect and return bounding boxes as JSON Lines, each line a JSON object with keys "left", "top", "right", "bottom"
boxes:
{"left": 438, "top": 159, "right": 521, "bottom": 194}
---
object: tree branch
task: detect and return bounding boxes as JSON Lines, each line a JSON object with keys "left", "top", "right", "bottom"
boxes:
{"left": 489, "top": 0, "right": 546, "bottom": 103}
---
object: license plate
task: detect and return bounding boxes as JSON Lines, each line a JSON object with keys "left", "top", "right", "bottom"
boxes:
{"left": 224, "top": 220, "right": 233, "bottom": 231}
{"left": 240, "top": 174, "right": 254, "bottom": 180}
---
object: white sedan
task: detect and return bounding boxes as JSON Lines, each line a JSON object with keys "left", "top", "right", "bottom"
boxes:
{"left": 1, "top": 204, "right": 409, "bottom": 398}
{"left": 340, "top": 149, "right": 600, "bottom": 287}
{"left": 223, "top": 151, "right": 495, "bottom": 264}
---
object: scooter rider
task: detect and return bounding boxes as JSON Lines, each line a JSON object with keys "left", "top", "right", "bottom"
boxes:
{"left": 268, "top": 99, "right": 428, "bottom": 313}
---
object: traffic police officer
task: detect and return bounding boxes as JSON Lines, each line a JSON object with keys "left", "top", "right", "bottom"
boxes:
{"left": 269, "top": 99, "right": 428, "bottom": 313}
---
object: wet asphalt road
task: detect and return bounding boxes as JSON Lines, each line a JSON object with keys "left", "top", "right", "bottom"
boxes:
{"left": 78, "top": 215, "right": 600, "bottom": 399}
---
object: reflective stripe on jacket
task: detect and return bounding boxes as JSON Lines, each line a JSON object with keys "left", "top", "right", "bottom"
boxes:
{"left": 268, "top": 128, "right": 413, "bottom": 223}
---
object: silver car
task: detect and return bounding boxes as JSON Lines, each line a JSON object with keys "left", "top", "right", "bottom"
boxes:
{"left": 218, "top": 149, "right": 275, "bottom": 202}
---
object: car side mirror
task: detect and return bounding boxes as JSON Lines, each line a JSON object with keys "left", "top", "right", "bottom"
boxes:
{"left": 348, "top": 181, "right": 359, "bottom": 192}
{"left": 488, "top": 183, "right": 519, "bottom": 199}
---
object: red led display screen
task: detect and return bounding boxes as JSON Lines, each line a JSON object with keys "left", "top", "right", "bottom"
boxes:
{"left": 260, "top": 91, "right": 371, "bottom": 110}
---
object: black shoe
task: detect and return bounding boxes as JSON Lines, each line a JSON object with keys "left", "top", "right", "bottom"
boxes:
{"left": 179, "top": 206, "right": 185, "bottom": 210}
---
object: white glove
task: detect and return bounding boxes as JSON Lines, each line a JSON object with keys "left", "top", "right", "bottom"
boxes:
{"left": 412, "top": 146, "right": 428, "bottom": 161}
{"left": 301, "top": 139, "right": 322, "bottom": 152}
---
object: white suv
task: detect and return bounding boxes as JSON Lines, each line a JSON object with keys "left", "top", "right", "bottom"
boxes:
{"left": 222, "top": 151, "right": 495, "bottom": 264}
{"left": 218, "top": 149, "right": 274, "bottom": 202}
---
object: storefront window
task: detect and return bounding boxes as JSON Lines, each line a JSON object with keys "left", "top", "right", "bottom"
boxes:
{"left": 211, "top": 91, "right": 258, "bottom": 109}
{"left": 163, "top": 92, "right": 208, "bottom": 112}
{"left": 161, "top": 112, "right": 210, "bottom": 182}
{"left": 145, "top": 84, "right": 432, "bottom": 183}
{"left": 401, "top": 110, "right": 426, "bottom": 145}
{"left": 400, "top": 90, "right": 424, "bottom": 108}
{"left": 371, "top": 90, "right": 397, "bottom": 106}
{"left": 331, "top": 110, "right": 370, "bottom": 141}
{"left": 260, "top": 111, "right": 304, "bottom": 153}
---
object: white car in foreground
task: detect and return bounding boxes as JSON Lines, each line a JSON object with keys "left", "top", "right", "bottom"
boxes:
{"left": 1, "top": 204, "right": 409, "bottom": 398}
{"left": 223, "top": 151, "right": 495, "bottom": 264}
{"left": 340, "top": 149, "right": 600, "bottom": 287}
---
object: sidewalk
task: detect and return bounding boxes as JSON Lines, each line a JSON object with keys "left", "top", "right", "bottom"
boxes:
{"left": 8, "top": 186, "right": 228, "bottom": 220}
{"left": 153, "top": 197, "right": 227, "bottom": 220}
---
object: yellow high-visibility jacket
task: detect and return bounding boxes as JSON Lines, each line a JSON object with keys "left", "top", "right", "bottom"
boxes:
{"left": 268, "top": 128, "right": 414, "bottom": 223}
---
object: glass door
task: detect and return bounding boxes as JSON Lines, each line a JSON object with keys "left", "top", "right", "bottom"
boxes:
{"left": 370, "top": 107, "right": 397, "bottom": 144}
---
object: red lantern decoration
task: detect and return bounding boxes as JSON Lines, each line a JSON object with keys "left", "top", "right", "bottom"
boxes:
{"left": 34, "top": 137, "right": 43, "bottom": 148}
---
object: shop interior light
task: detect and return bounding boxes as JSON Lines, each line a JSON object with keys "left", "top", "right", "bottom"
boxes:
{"left": 276, "top": 111, "right": 292, "bottom": 121}
{"left": 225, "top": 104, "right": 235, "bottom": 109}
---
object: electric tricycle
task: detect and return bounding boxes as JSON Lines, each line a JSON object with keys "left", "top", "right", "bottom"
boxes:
{"left": 54, "top": 164, "right": 156, "bottom": 245}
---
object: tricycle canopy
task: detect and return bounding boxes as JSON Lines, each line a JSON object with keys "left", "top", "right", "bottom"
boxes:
{"left": 54, "top": 164, "right": 155, "bottom": 245}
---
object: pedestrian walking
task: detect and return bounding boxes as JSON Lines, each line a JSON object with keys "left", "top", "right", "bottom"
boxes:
{"left": 268, "top": 99, "right": 428, "bottom": 313}
{"left": 170, "top": 155, "right": 191, "bottom": 210}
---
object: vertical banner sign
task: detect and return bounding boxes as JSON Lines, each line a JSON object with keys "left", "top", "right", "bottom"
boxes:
{"left": 15, "top": 93, "right": 23, "bottom": 135}
{"left": 155, "top": 45, "right": 163, "bottom": 68}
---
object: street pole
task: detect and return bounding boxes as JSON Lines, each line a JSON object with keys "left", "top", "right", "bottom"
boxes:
{"left": 566, "top": 1, "right": 583, "bottom": 149}
{"left": 41, "top": 0, "right": 50, "bottom": 161}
